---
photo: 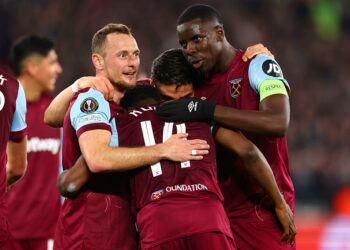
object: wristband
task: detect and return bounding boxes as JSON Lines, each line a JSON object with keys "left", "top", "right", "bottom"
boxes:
{"left": 71, "top": 80, "right": 80, "bottom": 93}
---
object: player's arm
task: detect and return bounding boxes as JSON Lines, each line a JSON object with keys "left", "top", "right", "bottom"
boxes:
{"left": 156, "top": 56, "right": 289, "bottom": 137}
{"left": 44, "top": 76, "right": 114, "bottom": 128}
{"left": 79, "top": 130, "right": 208, "bottom": 173}
{"left": 7, "top": 83, "right": 28, "bottom": 189}
{"left": 215, "top": 55, "right": 290, "bottom": 136}
{"left": 6, "top": 137, "right": 27, "bottom": 188}
{"left": 215, "top": 127, "right": 296, "bottom": 244}
{"left": 157, "top": 95, "right": 289, "bottom": 137}
{"left": 213, "top": 94, "right": 289, "bottom": 137}
{"left": 58, "top": 131, "right": 209, "bottom": 196}
{"left": 57, "top": 156, "right": 89, "bottom": 199}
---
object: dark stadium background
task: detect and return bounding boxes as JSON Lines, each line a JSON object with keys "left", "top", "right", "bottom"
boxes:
{"left": 1, "top": 0, "right": 349, "bottom": 248}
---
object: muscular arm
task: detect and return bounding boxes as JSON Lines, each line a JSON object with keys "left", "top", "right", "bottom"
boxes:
{"left": 44, "top": 85, "right": 75, "bottom": 128}
{"left": 214, "top": 94, "right": 290, "bottom": 137}
{"left": 58, "top": 131, "right": 209, "bottom": 197}
{"left": 57, "top": 156, "right": 90, "bottom": 199}
{"left": 215, "top": 127, "right": 296, "bottom": 243}
{"left": 79, "top": 130, "right": 209, "bottom": 173}
{"left": 44, "top": 77, "right": 114, "bottom": 128}
{"left": 215, "top": 127, "right": 285, "bottom": 208}
{"left": 6, "top": 136, "right": 27, "bottom": 188}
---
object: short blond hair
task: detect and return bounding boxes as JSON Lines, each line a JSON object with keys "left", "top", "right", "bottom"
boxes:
{"left": 91, "top": 23, "right": 132, "bottom": 56}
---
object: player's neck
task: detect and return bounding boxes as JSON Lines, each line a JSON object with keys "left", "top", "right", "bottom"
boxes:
{"left": 112, "top": 87, "right": 125, "bottom": 104}
{"left": 213, "top": 42, "right": 237, "bottom": 74}
{"left": 18, "top": 75, "right": 43, "bottom": 102}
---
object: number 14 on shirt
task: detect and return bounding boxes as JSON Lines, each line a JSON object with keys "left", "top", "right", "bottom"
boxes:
{"left": 141, "top": 121, "right": 191, "bottom": 177}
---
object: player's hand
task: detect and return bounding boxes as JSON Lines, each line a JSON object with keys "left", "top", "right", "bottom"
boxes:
{"left": 242, "top": 43, "right": 275, "bottom": 62}
{"left": 161, "top": 133, "right": 209, "bottom": 162}
{"left": 77, "top": 76, "right": 114, "bottom": 101}
{"left": 156, "top": 97, "right": 217, "bottom": 123}
{"left": 275, "top": 202, "right": 297, "bottom": 245}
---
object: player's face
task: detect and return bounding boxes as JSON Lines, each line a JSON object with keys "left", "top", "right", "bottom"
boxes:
{"left": 34, "top": 50, "right": 62, "bottom": 92}
{"left": 177, "top": 18, "right": 221, "bottom": 74}
{"left": 103, "top": 33, "right": 140, "bottom": 89}
{"left": 157, "top": 83, "right": 194, "bottom": 100}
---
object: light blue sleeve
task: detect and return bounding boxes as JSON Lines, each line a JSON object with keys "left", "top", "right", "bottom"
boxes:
{"left": 109, "top": 117, "right": 119, "bottom": 147}
{"left": 248, "top": 55, "right": 290, "bottom": 93}
{"left": 10, "top": 83, "right": 27, "bottom": 132}
{"left": 70, "top": 88, "right": 111, "bottom": 133}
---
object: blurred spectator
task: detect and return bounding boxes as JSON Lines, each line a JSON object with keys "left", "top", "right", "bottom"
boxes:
{"left": 5, "top": 35, "right": 62, "bottom": 250}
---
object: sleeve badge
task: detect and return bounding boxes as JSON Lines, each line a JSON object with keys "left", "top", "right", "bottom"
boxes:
{"left": 80, "top": 97, "right": 99, "bottom": 113}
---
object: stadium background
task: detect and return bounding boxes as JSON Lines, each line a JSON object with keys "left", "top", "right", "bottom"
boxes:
{"left": 1, "top": 0, "right": 349, "bottom": 248}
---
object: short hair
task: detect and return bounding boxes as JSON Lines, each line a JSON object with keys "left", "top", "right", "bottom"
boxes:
{"left": 10, "top": 35, "right": 55, "bottom": 77}
{"left": 151, "top": 48, "right": 200, "bottom": 88}
{"left": 120, "top": 84, "right": 161, "bottom": 110}
{"left": 92, "top": 23, "right": 132, "bottom": 56}
{"left": 177, "top": 4, "right": 223, "bottom": 26}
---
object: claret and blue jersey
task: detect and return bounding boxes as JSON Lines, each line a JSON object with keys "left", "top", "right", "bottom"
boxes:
{"left": 194, "top": 50, "right": 295, "bottom": 225}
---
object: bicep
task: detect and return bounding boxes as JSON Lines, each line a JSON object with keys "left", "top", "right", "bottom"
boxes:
{"left": 259, "top": 94, "right": 290, "bottom": 121}
{"left": 78, "top": 129, "right": 111, "bottom": 163}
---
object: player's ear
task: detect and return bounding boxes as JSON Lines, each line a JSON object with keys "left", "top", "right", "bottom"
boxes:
{"left": 215, "top": 26, "right": 224, "bottom": 41}
{"left": 92, "top": 54, "right": 104, "bottom": 70}
{"left": 25, "top": 59, "right": 39, "bottom": 76}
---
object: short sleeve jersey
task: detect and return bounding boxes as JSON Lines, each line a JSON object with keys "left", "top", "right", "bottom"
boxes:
{"left": 194, "top": 50, "right": 295, "bottom": 223}
{"left": 54, "top": 88, "right": 137, "bottom": 250}
{"left": 0, "top": 70, "right": 27, "bottom": 238}
{"left": 6, "top": 93, "right": 61, "bottom": 240}
{"left": 116, "top": 104, "right": 232, "bottom": 249}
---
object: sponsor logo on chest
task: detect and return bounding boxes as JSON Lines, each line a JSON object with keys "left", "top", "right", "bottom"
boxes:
{"left": 229, "top": 78, "right": 242, "bottom": 98}
{"left": 27, "top": 137, "right": 60, "bottom": 154}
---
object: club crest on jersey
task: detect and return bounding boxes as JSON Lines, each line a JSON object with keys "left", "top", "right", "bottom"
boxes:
{"left": 229, "top": 78, "right": 242, "bottom": 98}
{"left": 151, "top": 189, "right": 164, "bottom": 200}
{"left": 80, "top": 97, "right": 99, "bottom": 113}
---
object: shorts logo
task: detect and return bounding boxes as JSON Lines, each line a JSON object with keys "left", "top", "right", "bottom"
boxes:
{"left": 80, "top": 97, "right": 99, "bottom": 113}
{"left": 151, "top": 189, "right": 164, "bottom": 200}
{"left": 262, "top": 60, "right": 283, "bottom": 77}
{"left": 229, "top": 78, "right": 242, "bottom": 98}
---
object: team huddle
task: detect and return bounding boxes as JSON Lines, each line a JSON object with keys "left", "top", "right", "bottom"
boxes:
{"left": 1, "top": 4, "right": 297, "bottom": 250}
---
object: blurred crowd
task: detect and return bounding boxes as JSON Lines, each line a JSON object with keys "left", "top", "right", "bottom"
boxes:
{"left": 1, "top": 0, "right": 349, "bottom": 210}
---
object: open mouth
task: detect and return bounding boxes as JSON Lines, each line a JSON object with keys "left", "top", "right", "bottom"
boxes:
{"left": 190, "top": 59, "right": 203, "bottom": 69}
{"left": 123, "top": 72, "right": 136, "bottom": 78}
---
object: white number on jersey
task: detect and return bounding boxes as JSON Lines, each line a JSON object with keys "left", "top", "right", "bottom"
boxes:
{"left": 140, "top": 121, "right": 191, "bottom": 177}
{"left": 0, "top": 91, "right": 5, "bottom": 111}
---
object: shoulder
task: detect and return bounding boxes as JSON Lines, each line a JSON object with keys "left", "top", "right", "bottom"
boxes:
{"left": 248, "top": 55, "right": 288, "bottom": 93}
{"left": 0, "top": 71, "right": 20, "bottom": 95}
{"left": 71, "top": 88, "right": 107, "bottom": 112}
{"left": 0, "top": 70, "right": 18, "bottom": 84}
{"left": 249, "top": 55, "right": 283, "bottom": 78}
